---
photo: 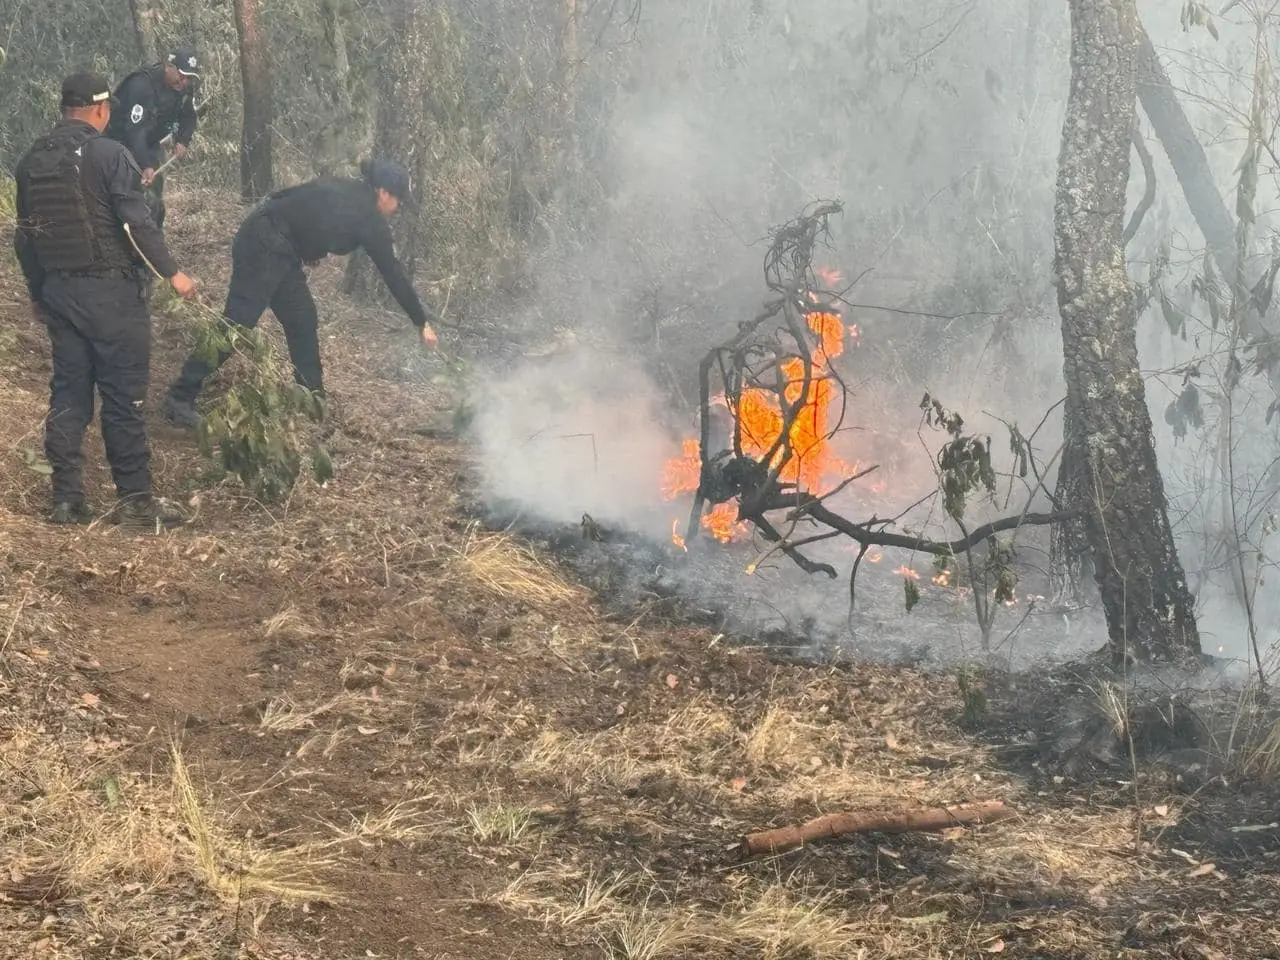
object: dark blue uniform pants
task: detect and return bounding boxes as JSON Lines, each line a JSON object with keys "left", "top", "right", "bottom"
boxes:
{"left": 168, "top": 212, "right": 322, "bottom": 405}
{"left": 41, "top": 272, "right": 152, "bottom": 504}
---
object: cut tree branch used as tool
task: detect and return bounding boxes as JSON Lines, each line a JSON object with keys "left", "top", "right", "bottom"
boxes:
{"left": 741, "top": 800, "right": 1016, "bottom": 856}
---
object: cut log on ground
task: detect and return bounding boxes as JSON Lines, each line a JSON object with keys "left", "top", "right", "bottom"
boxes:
{"left": 741, "top": 800, "right": 1016, "bottom": 856}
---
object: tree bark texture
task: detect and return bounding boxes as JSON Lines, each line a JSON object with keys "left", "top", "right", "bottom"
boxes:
{"left": 344, "top": 0, "right": 432, "bottom": 301}
{"left": 311, "top": 0, "right": 361, "bottom": 177}
{"left": 1055, "top": 0, "right": 1200, "bottom": 662}
{"left": 127, "top": 0, "right": 159, "bottom": 63}
{"left": 233, "top": 0, "right": 275, "bottom": 201}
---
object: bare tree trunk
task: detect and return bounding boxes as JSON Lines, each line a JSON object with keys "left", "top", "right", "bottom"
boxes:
{"left": 312, "top": 0, "right": 361, "bottom": 176}
{"left": 1134, "top": 26, "right": 1238, "bottom": 287}
{"left": 343, "top": 0, "right": 431, "bottom": 301}
{"left": 233, "top": 0, "right": 274, "bottom": 201}
{"left": 1055, "top": 0, "right": 1200, "bottom": 663}
{"left": 127, "top": 0, "right": 160, "bottom": 62}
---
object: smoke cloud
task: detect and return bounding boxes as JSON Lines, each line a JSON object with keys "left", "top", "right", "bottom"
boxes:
{"left": 468, "top": 1, "right": 1279, "bottom": 675}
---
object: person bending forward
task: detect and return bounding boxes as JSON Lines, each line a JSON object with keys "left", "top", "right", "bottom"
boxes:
{"left": 164, "top": 159, "right": 438, "bottom": 426}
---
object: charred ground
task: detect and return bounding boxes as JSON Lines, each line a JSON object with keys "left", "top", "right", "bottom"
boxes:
{"left": 2, "top": 187, "right": 1279, "bottom": 960}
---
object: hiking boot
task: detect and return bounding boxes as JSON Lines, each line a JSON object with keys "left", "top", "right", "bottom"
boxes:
{"left": 164, "top": 395, "right": 200, "bottom": 428}
{"left": 112, "top": 495, "right": 187, "bottom": 532}
{"left": 49, "top": 501, "right": 95, "bottom": 525}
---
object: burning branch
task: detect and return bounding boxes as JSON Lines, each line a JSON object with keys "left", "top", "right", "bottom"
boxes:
{"left": 663, "top": 201, "right": 1074, "bottom": 618}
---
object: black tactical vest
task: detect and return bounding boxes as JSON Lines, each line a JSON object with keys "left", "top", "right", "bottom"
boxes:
{"left": 18, "top": 124, "right": 134, "bottom": 273}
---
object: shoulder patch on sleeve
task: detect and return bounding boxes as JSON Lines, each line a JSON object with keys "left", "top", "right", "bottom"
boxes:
{"left": 130, "top": 104, "right": 145, "bottom": 124}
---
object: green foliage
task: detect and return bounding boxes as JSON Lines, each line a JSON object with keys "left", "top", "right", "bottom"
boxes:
{"left": 1180, "top": 1, "right": 1219, "bottom": 41}
{"left": 903, "top": 576, "right": 920, "bottom": 613}
{"left": 1163, "top": 366, "right": 1206, "bottom": 441}
{"left": 984, "top": 537, "right": 1018, "bottom": 605}
{"left": 956, "top": 667, "right": 987, "bottom": 726}
{"left": 189, "top": 310, "right": 331, "bottom": 504}
{"left": 17, "top": 445, "right": 52, "bottom": 475}
{"left": 920, "top": 393, "right": 996, "bottom": 521}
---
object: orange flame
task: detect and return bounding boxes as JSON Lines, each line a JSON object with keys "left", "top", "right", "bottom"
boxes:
{"left": 662, "top": 274, "right": 857, "bottom": 546}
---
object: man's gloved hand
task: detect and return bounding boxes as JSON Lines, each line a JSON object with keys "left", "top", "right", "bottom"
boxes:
{"left": 173, "top": 143, "right": 188, "bottom": 160}
{"left": 141, "top": 167, "right": 156, "bottom": 187}
{"left": 420, "top": 322, "right": 438, "bottom": 349}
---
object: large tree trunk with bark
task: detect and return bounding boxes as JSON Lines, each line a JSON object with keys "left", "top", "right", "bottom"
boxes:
{"left": 1054, "top": 0, "right": 1200, "bottom": 663}
{"left": 233, "top": 0, "right": 274, "bottom": 201}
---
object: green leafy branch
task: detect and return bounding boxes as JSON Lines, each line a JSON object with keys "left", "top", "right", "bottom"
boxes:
{"left": 183, "top": 304, "right": 332, "bottom": 504}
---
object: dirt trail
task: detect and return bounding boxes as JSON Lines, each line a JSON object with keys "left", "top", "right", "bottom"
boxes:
{"left": 3, "top": 188, "right": 1280, "bottom": 960}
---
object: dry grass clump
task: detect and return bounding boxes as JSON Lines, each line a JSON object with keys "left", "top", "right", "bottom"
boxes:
{"left": 262, "top": 604, "right": 322, "bottom": 641}
{"left": 0, "top": 730, "right": 334, "bottom": 952}
{"left": 449, "top": 522, "right": 587, "bottom": 607}
{"left": 727, "top": 885, "right": 859, "bottom": 959}
{"left": 259, "top": 691, "right": 368, "bottom": 732}
{"left": 169, "top": 747, "right": 336, "bottom": 904}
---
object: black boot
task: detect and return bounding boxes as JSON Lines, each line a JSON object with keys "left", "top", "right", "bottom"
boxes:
{"left": 112, "top": 495, "right": 187, "bottom": 532}
{"left": 163, "top": 394, "right": 201, "bottom": 428}
{"left": 49, "top": 501, "right": 95, "bottom": 525}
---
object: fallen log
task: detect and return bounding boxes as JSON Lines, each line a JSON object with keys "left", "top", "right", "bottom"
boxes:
{"left": 741, "top": 800, "right": 1016, "bottom": 856}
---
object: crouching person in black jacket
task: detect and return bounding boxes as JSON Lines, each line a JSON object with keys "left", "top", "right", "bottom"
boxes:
{"left": 12, "top": 72, "right": 197, "bottom": 529}
{"left": 164, "top": 159, "right": 438, "bottom": 426}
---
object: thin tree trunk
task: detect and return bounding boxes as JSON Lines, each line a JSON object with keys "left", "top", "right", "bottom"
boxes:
{"left": 344, "top": 1, "right": 431, "bottom": 301}
{"left": 233, "top": 0, "right": 274, "bottom": 201}
{"left": 313, "top": 0, "right": 360, "bottom": 176}
{"left": 1134, "top": 25, "right": 1239, "bottom": 288}
{"left": 1055, "top": 0, "right": 1200, "bottom": 663}
{"left": 127, "top": 0, "right": 159, "bottom": 63}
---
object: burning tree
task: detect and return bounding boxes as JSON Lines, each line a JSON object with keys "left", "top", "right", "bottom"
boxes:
{"left": 666, "top": 202, "right": 1067, "bottom": 644}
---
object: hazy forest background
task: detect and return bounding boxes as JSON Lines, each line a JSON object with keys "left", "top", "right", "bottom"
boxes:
{"left": 4, "top": 0, "right": 1280, "bottom": 956}
{"left": 4, "top": 0, "right": 1280, "bottom": 669}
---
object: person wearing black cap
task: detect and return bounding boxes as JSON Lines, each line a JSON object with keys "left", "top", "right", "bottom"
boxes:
{"left": 105, "top": 45, "right": 201, "bottom": 230}
{"left": 11, "top": 72, "right": 197, "bottom": 528}
{"left": 163, "top": 159, "right": 439, "bottom": 426}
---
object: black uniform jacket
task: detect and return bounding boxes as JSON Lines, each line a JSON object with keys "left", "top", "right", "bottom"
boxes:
{"left": 106, "top": 65, "right": 198, "bottom": 171}
{"left": 258, "top": 177, "right": 433, "bottom": 329}
{"left": 12, "top": 120, "right": 180, "bottom": 301}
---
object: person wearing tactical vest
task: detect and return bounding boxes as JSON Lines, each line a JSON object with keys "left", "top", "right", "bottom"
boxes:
{"left": 163, "top": 159, "right": 439, "bottom": 427}
{"left": 12, "top": 71, "right": 198, "bottom": 529}
{"left": 105, "top": 46, "right": 200, "bottom": 231}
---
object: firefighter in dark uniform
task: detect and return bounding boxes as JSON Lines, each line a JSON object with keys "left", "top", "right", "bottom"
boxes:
{"left": 12, "top": 72, "right": 198, "bottom": 527}
{"left": 164, "top": 159, "right": 439, "bottom": 426}
{"left": 105, "top": 46, "right": 200, "bottom": 231}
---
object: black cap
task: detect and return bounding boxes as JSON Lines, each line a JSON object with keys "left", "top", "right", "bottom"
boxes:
{"left": 61, "top": 71, "right": 115, "bottom": 109}
{"left": 167, "top": 46, "right": 201, "bottom": 78}
{"left": 362, "top": 158, "right": 414, "bottom": 206}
